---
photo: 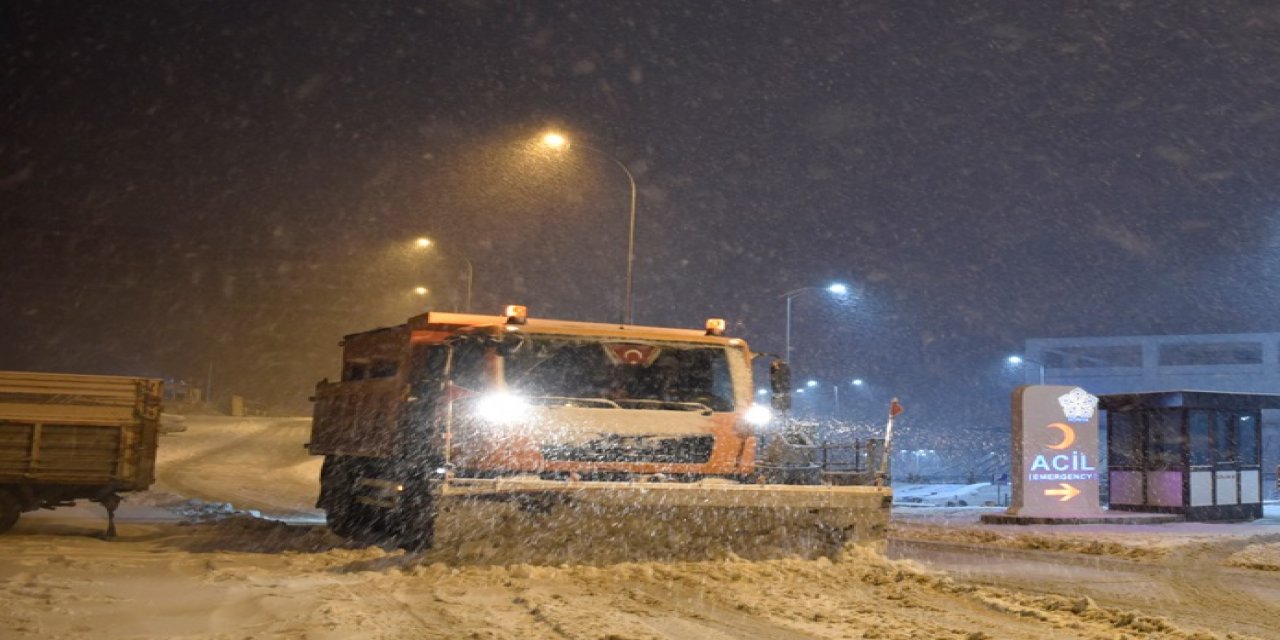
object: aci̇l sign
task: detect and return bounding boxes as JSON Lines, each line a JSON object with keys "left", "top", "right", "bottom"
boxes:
{"left": 1007, "top": 385, "right": 1104, "bottom": 517}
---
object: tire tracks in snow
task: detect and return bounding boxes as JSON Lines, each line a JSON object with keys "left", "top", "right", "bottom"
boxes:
{"left": 893, "top": 536, "right": 1280, "bottom": 639}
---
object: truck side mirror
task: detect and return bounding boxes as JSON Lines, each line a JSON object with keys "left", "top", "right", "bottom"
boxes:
{"left": 770, "top": 360, "right": 792, "bottom": 412}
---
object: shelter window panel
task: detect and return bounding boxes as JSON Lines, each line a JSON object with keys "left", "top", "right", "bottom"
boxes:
{"left": 1237, "top": 413, "right": 1259, "bottom": 468}
{"left": 1213, "top": 411, "right": 1239, "bottom": 465}
{"left": 1188, "top": 410, "right": 1212, "bottom": 467}
{"left": 1108, "top": 413, "right": 1141, "bottom": 468}
{"left": 1146, "top": 410, "right": 1185, "bottom": 471}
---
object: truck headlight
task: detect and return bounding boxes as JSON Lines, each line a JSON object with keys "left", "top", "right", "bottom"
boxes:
{"left": 474, "top": 392, "right": 531, "bottom": 424}
{"left": 743, "top": 404, "right": 772, "bottom": 427}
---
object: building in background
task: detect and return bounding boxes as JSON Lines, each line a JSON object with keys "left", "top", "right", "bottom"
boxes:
{"left": 1022, "top": 332, "right": 1280, "bottom": 498}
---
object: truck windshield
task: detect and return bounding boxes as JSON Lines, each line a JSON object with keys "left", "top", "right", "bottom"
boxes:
{"left": 502, "top": 336, "right": 735, "bottom": 412}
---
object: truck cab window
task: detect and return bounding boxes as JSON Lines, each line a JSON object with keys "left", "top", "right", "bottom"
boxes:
{"left": 369, "top": 359, "right": 398, "bottom": 379}
{"left": 342, "top": 361, "right": 369, "bottom": 381}
{"left": 504, "top": 337, "right": 734, "bottom": 411}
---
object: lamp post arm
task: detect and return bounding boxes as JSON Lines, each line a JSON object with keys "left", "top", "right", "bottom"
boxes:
{"left": 780, "top": 287, "right": 817, "bottom": 300}
{"left": 418, "top": 243, "right": 476, "bottom": 313}
{"left": 463, "top": 257, "right": 474, "bottom": 313}
{"left": 785, "top": 295, "right": 793, "bottom": 364}
{"left": 615, "top": 157, "right": 637, "bottom": 325}
{"left": 577, "top": 143, "right": 638, "bottom": 325}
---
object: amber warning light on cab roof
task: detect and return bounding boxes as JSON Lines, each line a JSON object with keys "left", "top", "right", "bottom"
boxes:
{"left": 504, "top": 305, "right": 528, "bottom": 324}
{"left": 705, "top": 318, "right": 727, "bottom": 336}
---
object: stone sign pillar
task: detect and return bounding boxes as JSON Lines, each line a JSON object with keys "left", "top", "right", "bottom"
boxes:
{"left": 1007, "top": 385, "right": 1104, "bottom": 517}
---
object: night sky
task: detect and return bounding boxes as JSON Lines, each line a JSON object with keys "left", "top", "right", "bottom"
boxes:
{"left": 5, "top": 1, "right": 1280, "bottom": 452}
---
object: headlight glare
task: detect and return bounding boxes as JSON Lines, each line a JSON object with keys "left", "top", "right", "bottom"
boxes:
{"left": 474, "top": 392, "right": 531, "bottom": 424}
{"left": 743, "top": 404, "right": 772, "bottom": 427}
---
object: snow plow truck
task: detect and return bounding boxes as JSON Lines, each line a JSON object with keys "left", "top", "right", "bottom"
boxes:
{"left": 308, "top": 306, "right": 890, "bottom": 561}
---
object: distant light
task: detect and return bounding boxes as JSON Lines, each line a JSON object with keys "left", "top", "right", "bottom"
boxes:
{"left": 795, "top": 388, "right": 805, "bottom": 394}
{"left": 851, "top": 378, "right": 864, "bottom": 386}
{"left": 541, "top": 131, "right": 568, "bottom": 149}
{"left": 827, "top": 283, "right": 849, "bottom": 295}
{"left": 415, "top": 237, "right": 432, "bottom": 248}
{"left": 756, "top": 388, "right": 769, "bottom": 396}
{"left": 414, "top": 286, "right": 429, "bottom": 296}
{"left": 1007, "top": 355, "right": 1024, "bottom": 365}
{"left": 806, "top": 379, "right": 818, "bottom": 388}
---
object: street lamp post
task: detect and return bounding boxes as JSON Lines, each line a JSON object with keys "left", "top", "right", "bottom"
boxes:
{"left": 800, "top": 378, "right": 856, "bottom": 419}
{"left": 414, "top": 237, "right": 474, "bottom": 312}
{"left": 541, "top": 132, "right": 638, "bottom": 324}
{"left": 1007, "top": 355, "right": 1046, "bottom": 384}
{"left": 782, "top": 283, "right": 850, "bottom": 365}
{"left": 413, "top": 286, "right": 430, "bottom": 310}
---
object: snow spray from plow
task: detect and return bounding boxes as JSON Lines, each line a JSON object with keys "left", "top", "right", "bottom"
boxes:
{"left": 430, "top": 478, "right": 890, "bottom": 564}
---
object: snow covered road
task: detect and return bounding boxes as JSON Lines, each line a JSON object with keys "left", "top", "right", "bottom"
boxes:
{"left": 2, "top": 416, "right": 1278, "bottom": 639}
{"left": 893, "top": 536, "right": 1280, "bottom": 639}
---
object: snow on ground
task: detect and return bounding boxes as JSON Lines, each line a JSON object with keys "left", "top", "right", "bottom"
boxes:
{"left": 3, "top": 415, "right": 1280, "bottom": 639}
{"left": 892, "top": 482, "right": 1280, "bottom": 564}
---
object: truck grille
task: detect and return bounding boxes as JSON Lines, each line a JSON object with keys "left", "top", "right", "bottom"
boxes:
{"left": 541, "top": 434, "right": 714, "bottom": 464}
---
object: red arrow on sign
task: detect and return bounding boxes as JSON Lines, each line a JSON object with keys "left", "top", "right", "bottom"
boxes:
{"left": 1044, "top": 483, "right": 1081, "bottom": 502}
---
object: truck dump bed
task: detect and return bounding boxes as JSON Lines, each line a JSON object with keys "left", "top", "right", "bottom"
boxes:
{"left": 0, "top": 371, "right": 162, "bottom": 490}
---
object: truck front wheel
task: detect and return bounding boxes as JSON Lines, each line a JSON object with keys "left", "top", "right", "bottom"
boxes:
{"left": 0, "top": 490, "right": 21, "bottom": 534}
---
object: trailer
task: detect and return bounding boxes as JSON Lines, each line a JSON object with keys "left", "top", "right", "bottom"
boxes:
{"left": 0, "top": 371, "right": 162, "bottom": 535}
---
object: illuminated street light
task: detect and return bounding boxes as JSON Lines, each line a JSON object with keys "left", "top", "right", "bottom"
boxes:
{"left": 1007, "top": 354, "right": 1045, "bottom": 384}
{"left": 413, "top": 236, "right": 474, "bottom": 312}
{"left": 798, "top": 377, "right": 848, "bottom": 417}
{"left": 541, "top": 132, "right": 568, "bottom": 149}
{"left": 851, "top": 378, "right": 864, "bottom": 386}
{"left": 414, "top": 286, "right": 429, "bottom": 296}
{"left": 781, "top": 282, "right": 852, "bottom": 365}
{"left": 540, "top": 130, "right": 638, "bottom": 324}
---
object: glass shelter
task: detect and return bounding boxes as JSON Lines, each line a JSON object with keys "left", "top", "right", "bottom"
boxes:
{"left": 1099, "top": 391, "right": 1279, "bottom": 521}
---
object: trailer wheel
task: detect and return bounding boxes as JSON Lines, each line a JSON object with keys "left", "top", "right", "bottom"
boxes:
{"left": 0, "top": 490, "right": 20, "bottom": 534}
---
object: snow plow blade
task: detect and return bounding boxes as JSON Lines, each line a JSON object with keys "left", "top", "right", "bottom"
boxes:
{"left": 427, "top": 477, "right": 892, "bottom": 565}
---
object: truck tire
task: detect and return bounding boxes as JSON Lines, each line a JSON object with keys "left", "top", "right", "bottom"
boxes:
{"left": 392, "top": 479, "right": 436, "bottom": 551}
{"left": 0, "top": 490, "right": 20, "bottom": 534}
{"left": 320, "top": 457, "right": 364, "bottom": 539}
